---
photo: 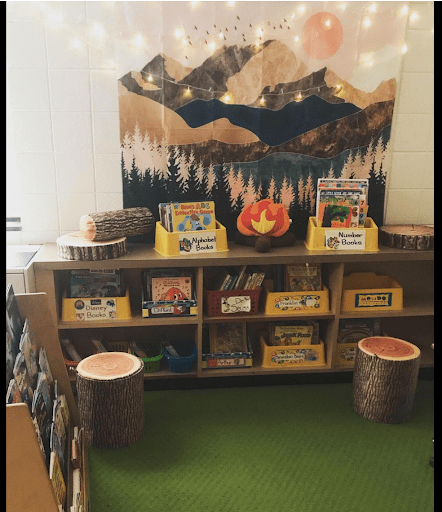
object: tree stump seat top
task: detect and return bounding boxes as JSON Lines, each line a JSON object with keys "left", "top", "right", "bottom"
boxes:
{"left": 358, "top": 336, "right": 420, "bottom": 361}
{"left": 77, "top": 352, "right": 142, "bottom": 380}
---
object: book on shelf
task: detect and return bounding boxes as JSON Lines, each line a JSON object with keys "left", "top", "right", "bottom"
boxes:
{"left": 91, "top": 336, "right": 112, "bottom": 354}
{"left": 337, "top": 318, "right": 380, "bottom": 344}
{"left": 285, "top": 263, "right": 322, "bottom": 292}
{"left": 145, "top": 269, "right": 193, "bottom": 301}
{"left": 234, "top": 265, "right": 248, "bottom": 290}
{"left": 13, "top": 350, "right": 34, "bottom": 409}
{"left": 170, "top": 200, "right": 216, "bottom": 232}
{"left": 61, "top": 338, "right": 82, "bottom": 362}
{"left": 49, "top": 450, "right": 67, "bottom": 511}
{"left": 316, "top": 178, "right": 369, "bottom": 228}
{"left": 6, "top": 285, "right": 24, "bottom": 388}
{"left": 6, "top": 378, "right": 22, "bottom": 404}
{"left": 159, "top": 201, "right": 217, "bottom": 232}
{"left": 69, "top": 269, "right": 124, "bottom": 298}
{"left": 209, "top": 323, "right": 248, "bottom": 354}
{"left": 19, "top": 319, "right": 39, "bottom": 389}
{"left": 268, "top": 321, "right": 320, "bottom": 346}
{"left": 273, "top": 325, "right": 314, "bottom": 345}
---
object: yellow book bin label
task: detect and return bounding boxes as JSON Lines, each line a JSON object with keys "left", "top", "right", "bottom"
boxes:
{"left": 355, "top": 292, "right": 392, "bottom": 308}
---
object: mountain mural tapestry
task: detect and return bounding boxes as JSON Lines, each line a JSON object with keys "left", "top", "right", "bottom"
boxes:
{"left": 117, "top": 1, "right": 408, "bottom": 242}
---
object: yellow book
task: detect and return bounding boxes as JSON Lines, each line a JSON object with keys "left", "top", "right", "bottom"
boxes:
{"left": 49, "top": 450, "right": 66, "bottom": 510}
{"left": 170, "top": 201, "right": 216, "bottom": 232}
{"left": 274, "top": 325, "right": 314, "bottom": 345}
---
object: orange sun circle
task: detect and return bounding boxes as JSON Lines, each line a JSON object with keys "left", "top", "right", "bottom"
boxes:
{"left": 302, "top": 12, "right": 343, "bottom": 59}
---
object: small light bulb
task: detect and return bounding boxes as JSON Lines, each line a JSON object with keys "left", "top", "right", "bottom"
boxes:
{"left": 148, "top": 74, "right": 153, "bottom": 82}
{"left": 218, "top": 32, "right": 224, "bottom": 39}
{"left": 174, "top": 28, "right": 184, "bottom": 39}
{"left": 401, "top": 43, "right": 408, "bottom": 54}
{"left": 91, "top": 22, "right": 106, "bottom": 41}
{"left": 69, "top": 37, "right": 83, "bottom": 51}
{"left": 260, "top": 96, "right": 265, "bottom": 105}
{"left": 368, "top": 3, "right": 377, "bottom": 13}
{"left": 209, "top": 42, "right": 216, "bottom": 51}
{"left": 338, "top": 3, "right": 346, "bottom": 11}
{"left": 325, "top": 19, "right": 331, "bottom": 28}
{"left": 400, "top": 5, "right": 409, "bottom": 17}
{"left": 296, "top": 92, "right": 303, "bottom": 101}
{"left": 298, "top": 5, "right": 306, "bottom": 15}
{"left": 362, "top": 17, "right": 372, "bottom": 28}
{"left": 409, "top": 11, "right": 420, "bottom": 23}
{"left": 294, "top": 35, "right": 300, "bottom": 42}
{"left": 336, "top": 84, "right": 342, "bottom": 92}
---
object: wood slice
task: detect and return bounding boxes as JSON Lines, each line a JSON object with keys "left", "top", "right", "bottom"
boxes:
{"left": 76, "top": 352, "right": 144, "bottom": 448}
{"left": 80, "top": 207, "right": 154, "bottom": 241}
{"left": 353, "top": 336, "right": 420, "bottom": 424}
{"left": 379, "top": 224, "right": 434, "bottom": 250}
{"left": 57, "top": 232, "right": 127, "bottom": 261}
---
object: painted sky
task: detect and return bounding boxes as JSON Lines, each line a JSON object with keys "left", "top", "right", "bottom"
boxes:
{"left": 116, "top": 1, "right": 409, "bottom": 92}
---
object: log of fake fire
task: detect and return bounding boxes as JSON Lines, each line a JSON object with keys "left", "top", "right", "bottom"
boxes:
{"left": 80, "top": 207, "right": 155, "bottom": 241}
{"left": 76, "top": 352, "right": 145, "bottom": 448}
{"left": 379, "top": 224, "right": 434, "bottom": 250}
{"left": 57, "top": 232, "right": 127, "bottom": 261}
{"left": 353, "top": 336, "right": 421, "bottom": 424}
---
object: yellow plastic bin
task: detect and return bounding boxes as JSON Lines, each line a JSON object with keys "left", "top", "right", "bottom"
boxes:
{"left": 258, "top": 334, "right": 326, "bottom": 368}
{"left": 154, "top": 221, "right": 229, "bottom": 257}
{"left": 61, "top": 288, "right": 132, "bottom": 322}
{"left": 263, "top": 280, "right": 330, "bottom": 315}
{"left": 334, "top": 343, "right": 358, "bottom": 367}
{"left": 304, "top": 216, "right": 379, "bottom": 251}
{"left": 341, "top": 272, "right": 403, "bottom": 312}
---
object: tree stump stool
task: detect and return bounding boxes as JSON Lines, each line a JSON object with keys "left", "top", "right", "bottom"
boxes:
{"left": 353, "top": 337, "right": 421, "bottom": 424}
{"left": 76, "top": 352, "right": 145, "bottom": 448}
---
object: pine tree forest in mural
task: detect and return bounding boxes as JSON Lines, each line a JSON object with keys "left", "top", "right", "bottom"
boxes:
{"left": 116, "top": 2, "right": 405, "bottom": 243}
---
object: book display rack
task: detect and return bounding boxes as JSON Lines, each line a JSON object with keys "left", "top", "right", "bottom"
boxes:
{"left": 29, "top": 241, "right": 433, "bottom": 380}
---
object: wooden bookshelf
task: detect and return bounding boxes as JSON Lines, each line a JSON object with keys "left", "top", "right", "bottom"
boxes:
{"left": 31, "top": 242, "right": 434, "bottom": 381}
{"left": 6, "top": 292, "right": 89, "bottom": 512}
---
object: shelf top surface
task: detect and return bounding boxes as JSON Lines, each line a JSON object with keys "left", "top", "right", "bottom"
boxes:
{"left": 33, "top": 241, "right": 434, "bottom": 269}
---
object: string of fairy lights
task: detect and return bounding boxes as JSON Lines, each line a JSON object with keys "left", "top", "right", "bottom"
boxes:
{"left": 35, "top": 2, "right": 430, "bottom": 106}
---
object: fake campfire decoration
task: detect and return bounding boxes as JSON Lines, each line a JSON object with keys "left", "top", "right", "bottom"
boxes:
{"left": 234, "top": 199, "right": 296, "bottom": 252}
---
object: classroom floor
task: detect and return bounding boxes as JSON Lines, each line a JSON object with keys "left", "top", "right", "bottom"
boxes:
{"left": 88, "top": 380, "right": 434, "bottom": 512}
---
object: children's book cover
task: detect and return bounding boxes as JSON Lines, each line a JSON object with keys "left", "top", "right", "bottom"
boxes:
{"left": 274, "top": 325, "right": 314, "bottom": 345}
{"left": 285, "top": 263, "right": 322, "bottom": 292}
{"left": 316, "top": 189, "right": 362, "bottom": 228}
{"left": 151, "top": 275, "right": 193, "bottom": 302}
{"left": 171, "top": 201, "right": 216, "bottom": 232}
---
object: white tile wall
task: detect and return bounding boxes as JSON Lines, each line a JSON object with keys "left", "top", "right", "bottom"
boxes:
{"left": 386, "top": 1, "right": 434, "bottom": 225}
{"left": 6, "top": 1, "right": 434, "bottom": 244}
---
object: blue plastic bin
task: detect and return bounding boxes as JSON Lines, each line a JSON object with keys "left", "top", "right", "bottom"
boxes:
{"left": 163, "top": 340, "right": 197, "bottom": 373}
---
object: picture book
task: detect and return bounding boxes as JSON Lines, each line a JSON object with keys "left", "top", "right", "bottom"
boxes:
{"left": 209, "top": 323, "right": 248, "bottom": 354}
{"left": 337, "top": 318, "right": 380, "bottom": 344}
{"left": 268, "top": 321, "right": 320, "bottom": 346}
{"left": 6, "top": 284, "right": 24, "bottom": 351}
{"left": 49, "top": 450, "right": 67, "bottom": 511}
{"left": 273, "top": 325, "right": 314, "bottom": 345}
{"left": 38, "top": 347, "right": 55, "bottom": 392}
{"left": 69, "top": 269, "right": 124, "bottom": 298}
{"left": 285, "top": 263, "right": 322, "bottom": 292}
{"left": 13, "top": 351, "right": 33, "bottom": 409}
{"left": 61, "top": 338, "right": 82, "bottom": 362}
{"left": 33, "top": 372, "right": 53, "bottom": 417}
{"left": 158, "top": 202, "right": 173, "bottom": 232}
{"left": 6, "top": 378, "right": 22, "bottom": 404}
{"left": 19, "top": 322, "right": 39, "bottom": 389}
{"left": 6, "top": 331, "right": 18, "bottom": 391}
{"left": 151, "top": 274, "right": 193, "bottom": 302}
{"left": 316, "top": 178, "right": 369, "bottom": 228}
{"left": 170, "top": 201, "right": 216, "bottom": 232}
{"left": 316, "top": 189, "right": 362, "bottom": 228}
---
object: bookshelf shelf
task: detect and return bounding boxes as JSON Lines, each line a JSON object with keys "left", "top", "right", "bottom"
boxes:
{"left": 31, "top": 242, "right": 434, "bottom": 381}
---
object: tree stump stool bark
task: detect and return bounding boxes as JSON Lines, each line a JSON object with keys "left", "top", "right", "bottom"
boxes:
{"left": 57, "top": 232, "right": 127, "bottom": 261}
{"left": 353, "top": 337, "right": 421, "bottom": 424}
{"left": 76, "top": 352, "right": 144, "bottom": 448}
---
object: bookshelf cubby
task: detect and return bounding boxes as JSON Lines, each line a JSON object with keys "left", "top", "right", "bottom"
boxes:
{"left": 31, "top": 241, "right": 434, "bottom": 381}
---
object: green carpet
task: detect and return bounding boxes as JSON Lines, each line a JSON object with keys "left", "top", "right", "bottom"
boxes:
{"left": 88, "top": 381, "right": 434, "bottom": 512}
